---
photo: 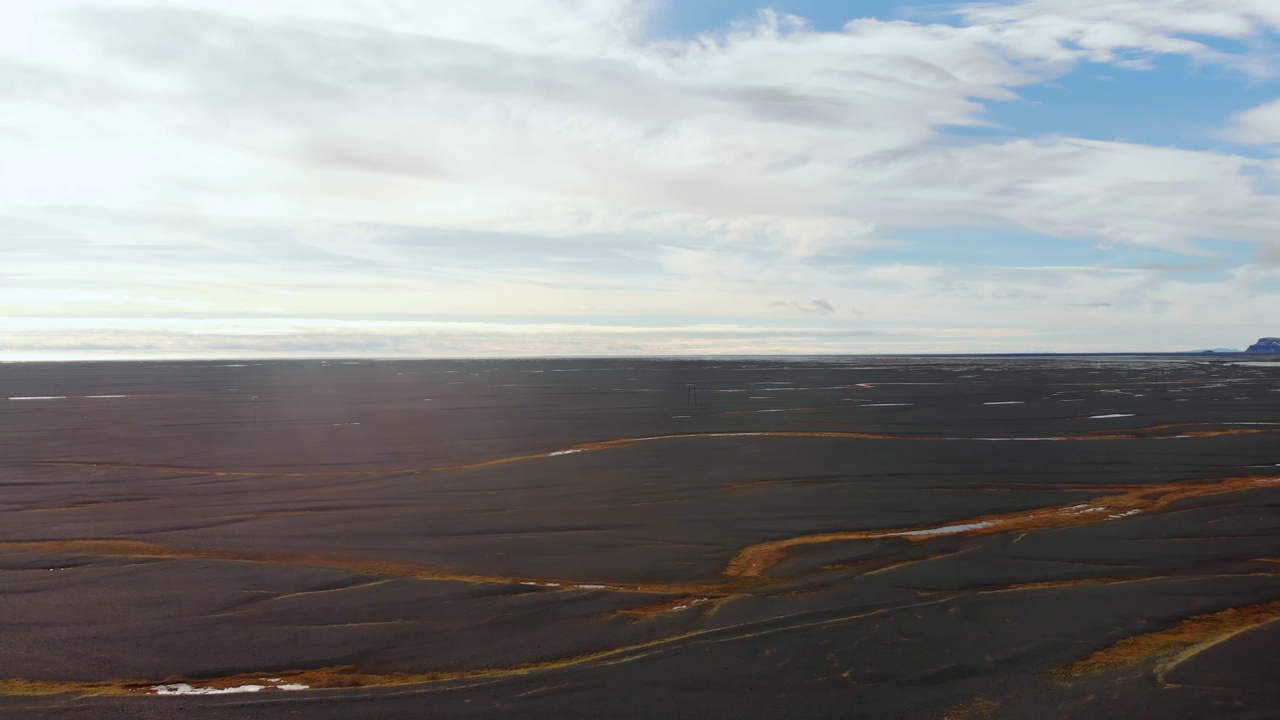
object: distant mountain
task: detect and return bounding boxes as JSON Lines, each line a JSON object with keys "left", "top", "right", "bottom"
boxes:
{"left": 1245, "top": 337, "right": 1280, "bottom": 353}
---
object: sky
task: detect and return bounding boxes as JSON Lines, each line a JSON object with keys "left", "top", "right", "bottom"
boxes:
{"left": 1, "top": 0, "right": 1279, "bottom": 359}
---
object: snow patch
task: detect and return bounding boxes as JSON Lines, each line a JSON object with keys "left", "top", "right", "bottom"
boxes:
{"left": 896, "top": 521, "right": 993, "bottom": 537}
{"left": 153, "top": 678, "right": 312, "bottom": 695}
{"left": 154, "top": 684, "right": 266, "bottom": 695}
{"left": 671, "top": 597, "right": 711, "bottom": 611}
{"left": 1088, "top": 414, "right": 1135, "bottom": 419}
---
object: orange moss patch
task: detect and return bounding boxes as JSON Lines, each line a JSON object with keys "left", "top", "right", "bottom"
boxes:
{"left": 1056, "top": 599, "right": 1280, "bottom": 678}
{"left": 0, "top": 678, "right": 132, "bottom": 697}
{"left": 613, "top": 594, "right": 739, "bottom": 620}
{"left": 943, "top": 696, "right": 1001, "bottom": 720}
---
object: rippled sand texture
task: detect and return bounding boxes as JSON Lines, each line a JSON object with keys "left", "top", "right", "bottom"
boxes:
{"left": 1, "top": 356, "right": 1278, "bottom": 719}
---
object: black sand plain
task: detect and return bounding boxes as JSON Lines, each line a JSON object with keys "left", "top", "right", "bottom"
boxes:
{"left": 1, "top": 356, "right": 1278, "bottom": 719}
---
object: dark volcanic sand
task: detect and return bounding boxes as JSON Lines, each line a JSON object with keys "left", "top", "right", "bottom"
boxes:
{"left": 1, "top": 356, "right": 1278, "bottom": 719}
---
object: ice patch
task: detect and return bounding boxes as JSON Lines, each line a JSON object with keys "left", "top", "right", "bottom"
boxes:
{"left": 1088, "top": 414, "right": 1134, "bottom": 419}
{"left": 896, "top": 521, "right": 993, "bottom": 537}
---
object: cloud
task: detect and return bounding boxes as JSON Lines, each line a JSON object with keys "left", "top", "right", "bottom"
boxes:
{"left": 5, "top": 2, "right": 1274, "bottom": 246}
{"left": 1221, "top": 99, "right": 1280, "bottom": 145}
{"left": 952, "top": 0, "right": 1280, "bottom": 75}
{"left": 2, "top": 1, "right": 1279, "bottom": 354}
{"left": 771, "top": 299, "right": 836, "bottom": 315}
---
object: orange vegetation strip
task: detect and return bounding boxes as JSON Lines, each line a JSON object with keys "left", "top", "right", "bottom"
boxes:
{"left": 1056, "top": 599, "right": 1280, "bottom": 680}
{"left": 437, "top": 426, "right": 1280, "bottom": 473}
{"left": 5, "top": 475, "right": 1277, "bottom": 595}
{"left": 0, "top": 631, "right": 707, "bottom": 697}
{"left": 31, "top": 462, "right": 380, "bottom": 478}
{"left": 2, "top": 471, "right": 1277, "bottom": 697}
{"left": 30, "top": 423, "right": 1280, "bottom": 479}
{"left": 0, "top": 595, "right": 961, "bottom": 698}
{"left": 723, "top": 474, "right": 1280, "bottom": 577}
{"left": 0, "top": 539, "right": 741, "bottom": 599}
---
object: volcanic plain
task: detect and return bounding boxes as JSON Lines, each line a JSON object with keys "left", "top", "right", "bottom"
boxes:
{"left": 1, "top": 356, "right": 1277, "bottom": 719}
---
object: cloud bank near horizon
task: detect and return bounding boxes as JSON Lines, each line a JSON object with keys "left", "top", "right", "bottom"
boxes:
{"left": 2, "top": 0, "right": 1278, "bottom": 357}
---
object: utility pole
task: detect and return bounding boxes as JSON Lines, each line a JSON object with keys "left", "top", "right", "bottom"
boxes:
{"left": 252, "top": 396, "right": 258, "bottom": 427}
{"left": 686, "top": 384, "right": 697, "bottom": 408}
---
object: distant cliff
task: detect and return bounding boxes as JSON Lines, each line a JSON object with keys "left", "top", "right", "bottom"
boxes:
{"left": 1245, "top": 337, "right": 1280, "bottom": 353}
